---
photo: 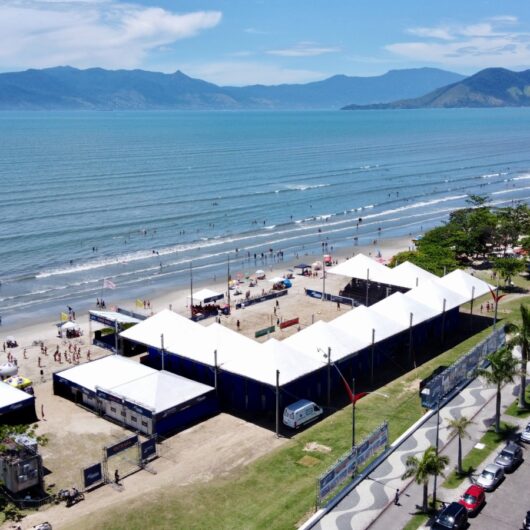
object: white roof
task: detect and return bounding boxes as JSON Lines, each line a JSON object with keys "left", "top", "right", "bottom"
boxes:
{"left": 120, "top": 309, "right": 198, "bottom": 350}
{"left": 56, "top": 355, "right": 154, "bottom": 393}
{"left": 370, "top": 292, "right": 440, "bottom": 327}
{"left": 284, "top": 320, "right": 370, "bottom": 362}
{"left": 331, "top": 305, "right": 407, "bottom": 343}
{"left": 98, "top": 370, "right": 213, "bottom": 414}
{"left": 0, "top": 381, "right": 33, "bottom": 410}
{"left": 222, "top": 338, "right": 322, "bottom": 386}
{"left": 327, "top": 254, "right": 408, "bottom": 287}
{"left": 89, "top": 310, "right": 141, "bottom": 325}
{"left": 438, "top": 269, "right": 493, "bottom": 299}
{"left": 168, "top": 322, "right": 260, "bottom": 367}
{"left": 404, "top": 280, "right": 468, "bottom": 312}
{"left": 390, "top": 261, "right": 439, "bottom": 289}
{"left": 187, "top": 288, "right": 224, "bottom": 304}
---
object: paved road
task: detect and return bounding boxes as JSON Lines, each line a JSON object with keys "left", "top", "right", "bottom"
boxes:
{"left": 466, "top": 435, "right": 530, "bottom": 530}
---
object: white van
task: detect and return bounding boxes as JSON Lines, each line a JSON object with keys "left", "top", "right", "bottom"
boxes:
{"left": 283, "top": 399, "right": 323, "bottom": 429}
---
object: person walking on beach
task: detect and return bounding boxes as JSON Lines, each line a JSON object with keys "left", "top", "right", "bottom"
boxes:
{"left": 114, "top": 469, "right": 120, "bottom": 485}
{"left": 236, "top": 320, "right": 240, "bottom": 331}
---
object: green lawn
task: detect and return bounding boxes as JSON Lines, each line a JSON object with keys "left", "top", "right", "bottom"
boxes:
{"left": 505, "top": 385, "right": 530, "bottom": 418}
{"left": 60, "top": 296, "right": 530, "bottom": 530}
{"left": 443, "top": 422, "right": 516, "bottom": 489}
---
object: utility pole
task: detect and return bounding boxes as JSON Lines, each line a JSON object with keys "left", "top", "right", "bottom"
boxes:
{"left": 370, "top": 329, "right": 375, "bottom": 384}
{"left": 327, "top": 347, "right": 331, "bottom": 406}
{"left": 275, "top": 370, "right": 280, "bottom": 438}
{"left": 365, "top": 269, "right": 370, "bottom": 306}
{"left": 441, "top": 298, "right": 447, "bottom": 344}
{"left": 469, "top": 285, "right": 475, "bottom": 332}
{"left": 189, "top": 261, "right": 194, "bottom": 319}
{"left": 160, "top": 333, "right": 165, "bottom": 371}
{"left": 214, "top": 349, "right": 218, "bottom": 396}
{"left": 352, "top": 377, "right": 356, "bottom": 448}
{"left": 227, "top": 255, "right": 231, "bottom": 309}
{"left": 432, "top": 397, "right": 441, "bottom": 509}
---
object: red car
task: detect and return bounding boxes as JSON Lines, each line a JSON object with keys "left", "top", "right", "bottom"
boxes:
{"left": 458, "top": 484, "right": 485, "bottom": 515}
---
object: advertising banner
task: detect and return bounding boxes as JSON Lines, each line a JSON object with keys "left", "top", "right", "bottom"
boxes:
{"left": 356, "top": 422, "right": 388, "bottom": 468}
{"left": 105, "top": 434, "right": 138, "bottom": 458}
{"left": 140, "top": 439, "right": 157, "bottom": 462}
{"left": 279, "top": 318, "right": 299, "bottom": 329}
{"left": 83, "top": 462, "right": 103, "bottom": 489}
{"left": 318, "top": 447, "right": 357, "bottom": 500}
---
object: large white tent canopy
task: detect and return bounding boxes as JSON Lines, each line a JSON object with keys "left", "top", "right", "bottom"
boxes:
{"left": 0, "top": 381, "right": 33, "bottom": 410}
{"left": 390, "top": 261, "right": 439, "bottom": 289}
{"left": 188, "top": 288, "right": 224, "bottom": 304}
{"left": 370, "top": 292, "right": 440, "bottom": 328}
{"left": 404, "top": 280, "right": 467, "bottom": 312}
{"left": 327, "top": 254, "right": 403, "bottom": 286}
{"left": 438, "top": 269, "right": 493, "bottom": 299}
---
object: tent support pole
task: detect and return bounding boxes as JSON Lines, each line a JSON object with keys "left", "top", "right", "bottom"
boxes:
{"left": 370, "top": 329, "right": 375, "bottom": 385}
{"left": 327, "top": 347, "right": 331, "bottom": 406}
{"left": 160, "top": 333, "right": 165, "bottom": 371}
{"left": 441, "top": 298, "right": 447, "bottom": 345}
{"left": 275, "top": 370, "right": 280, "bottom": 438}
{"left": 365, "top": 269, "right": 370, "bottom": 306}
{"left": 469, "top": 286, "right": 475, "bottom": 333}
{"left": 409, "top": 313, "right": 414, "bottom": 368}
{"left": 214, "top": 349, "right": 218, "bottom": 396}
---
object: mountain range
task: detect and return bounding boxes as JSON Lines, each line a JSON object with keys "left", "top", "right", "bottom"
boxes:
{"left": 342, "top": 68, "right": 530, "bottom": 110}
{"left": 0, "top": 66, "right": 464, "bottom": 110}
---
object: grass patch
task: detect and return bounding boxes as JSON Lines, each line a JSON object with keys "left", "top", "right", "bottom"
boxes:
{"left": 505, "top": 385, "right": 530, "bottom": 418}
{"left": 402, "top": 512, "right": 429, "bottom": 530}
{"left": 63, "top": 296, "right": 530, "bottom": 530}
{"left": 443, "top": 422, "right": 516, "bottom": 489}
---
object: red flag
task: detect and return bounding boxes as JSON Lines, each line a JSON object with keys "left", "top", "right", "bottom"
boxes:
{"left": 489, "top": 287, "right": 506, "bottom": 304}
{"left": 337, "top": 369, "right": 356, "bottom": 404}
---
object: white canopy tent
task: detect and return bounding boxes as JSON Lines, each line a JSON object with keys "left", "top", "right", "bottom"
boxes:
{"left": 285, "top": 320, "right": 370, "bottom": 363}
{"left": 390, "top": 261, "right": 439, "bottom": 289}
{"left": 187, "top": 288, "right": 224, "bottom": 304}
{"left": 369, "top": 292, "right": 440, "bottom": 328}
{"left": 404, "top": 280, "right": 467, "bottom": 312}
{"left": 331, "top": 304, "right": 407, "bottom": 344}
{"left": 327, "top": 254, "right": 401, "bottom": 286}
{"left": 222, "top": 338, "right": 322, "bottom": 386}
{"left": 0, "top": 381, "right": 33, "bottom": 410}
{"left": 438, "top": 269, "right": 493, "bottom": 300}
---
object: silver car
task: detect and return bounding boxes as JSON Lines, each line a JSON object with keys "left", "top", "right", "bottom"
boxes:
{"left": 476, "top": 463, "right": 504, "bottom": 491}
{"left": 521, "top": 422, "right": 530, "bottom": 443}
{"left": 494, "top": 442, "right": 523, "bottom": 472}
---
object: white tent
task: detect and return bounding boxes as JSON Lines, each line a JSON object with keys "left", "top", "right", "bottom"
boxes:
{"left": 370, "top": 292, "right": 440, "bottom": 328}
{"left": 327, "top": 253, "right": 406, "bottom": 287}
{"left": 89, "top": 310, "right": 141, "bottom": 325}
{"left": 0, "top": 381, "right": 33, "bottom": 411}
{"left": 187, "top": 288, "right": 224, "bottom": 304}
{"left": 120, "top": 309, "right": 199, "bottom": 351}
{"left": 98, "top": 370, "right": 213, "bottom": 414}
{"left": 60, "top": 321, "right": 80, "bottom": 330}
{"left": 331, "top": 304, "right": 406, "bottom": 344}
{"left": 438, "top": 269, "right": 493, "bottom": 300}
{"left": 390, "top": 261, "right": 439, "bottom": 289}
{"left": 285, "top": 320, "right": 370, "bottom": 362}
{"left": 404, "top": 280, "right": 467, "bottom": 312}
{"left": 222, "top": 338, "right": 322, "bottom": 386}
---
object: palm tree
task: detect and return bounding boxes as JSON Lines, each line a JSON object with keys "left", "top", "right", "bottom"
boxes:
{"left": 477, "top": 346, "right": 518, "bottom": 433}
{"left": 402, "top": 446, "right": 449, "bottom": 513}
{"left": 448, "top": 416, "right": 473, "bottom": 475}
{"left": 506, "top": 304, "right": 530, "bottom": 410}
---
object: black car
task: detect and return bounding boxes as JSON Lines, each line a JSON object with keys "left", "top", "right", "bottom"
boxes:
{"left": 523, "top": 510, "right": 530, "bottom": 530}
{"left": 494, "top": 441, "right": 523, "bottom": 472}
{"left": 432, "top": 502, "right": 468, "bottom": 530}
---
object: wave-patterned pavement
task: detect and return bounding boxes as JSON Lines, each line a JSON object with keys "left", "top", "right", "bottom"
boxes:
{"left": 313, "top": 378, "right": 496, "bottom": 530}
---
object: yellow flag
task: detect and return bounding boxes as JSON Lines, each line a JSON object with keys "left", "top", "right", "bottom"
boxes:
{"left": 135, "top": 299, "right": 143, "bottom": 308}
{"left": 60, "top": 312, "right": 69, "bottom": 321}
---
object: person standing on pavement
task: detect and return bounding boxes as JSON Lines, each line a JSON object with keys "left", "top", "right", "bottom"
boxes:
{"left": 394, "top": 488, "right": 400, "bottom": 506}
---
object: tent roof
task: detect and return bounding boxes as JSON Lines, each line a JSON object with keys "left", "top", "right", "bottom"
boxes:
{"left": 438, "top": 269, "right": 493, "bottom": 299}
{"left": 187, "top": 288, "right": 224, "bottom": 303}
{"left": 89, "top": 310, "right": 141, "bottom": 325}
{"left": 56, "top": 355, "right": 154, "bottom": 393}
{"left": 120, "top": 309, "right": 197, "bottom": 350}
{"left": 98, "top": 370, "right": 213, "bottom": 414}
{"left": 404, "top": 280, "right": 467, "bottom": 312}
{"left": 331, "top": 304, "right": 407, "bottom": 343}
{"left": 284, "top": 320, "right": 370, "bottom": 362}
{"left": 370, "top": 292, "right": 440, "bottom": 327}
{"left": 390, "top": 261, "right": 439, "bottom": 289}
{"left": 294, "top": 263, "right": 312, "bottom": 269}
{"left": 0, "top": 382, "right": 33, "bottom": 411}
{"left": 327, "top": 254, "right": 406, "bottom": 287}
{"left": 222, "top": 338, "right": 322, "bottom": 386}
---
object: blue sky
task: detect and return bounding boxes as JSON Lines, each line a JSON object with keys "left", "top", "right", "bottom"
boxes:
{"left": 2, "top": 0, "right": 529, "bottom": 85}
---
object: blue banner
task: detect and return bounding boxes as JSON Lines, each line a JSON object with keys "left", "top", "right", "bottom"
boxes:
{"left": 235, "top": 288, "right": 287, "bottom": 309}
{"left": 318, "top": 447, "right": 357, "bottom": 500}
{"left": 105, "top": 434, "right": 138, "bottom": 458}
{"left": 304, "top": 289, "right": 356, "bottom": 306}
{"left": 83, "top": 462, "right": 103, "bottom": 489}
{"left": 140, "top": 439, "right": 157, "bottom": 462}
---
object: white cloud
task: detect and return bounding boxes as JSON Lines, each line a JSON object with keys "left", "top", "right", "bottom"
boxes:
{"left": 387, "top": 16, "right": 530, "bottom": 70}
{"left": 0, "top": 0, "right": 222, "bottom": 70}
{"left": 183, "top": 61, "right": 326, "bottom": 86}
{"left": 267, "top": 41, "right": 340, "bottom": 57}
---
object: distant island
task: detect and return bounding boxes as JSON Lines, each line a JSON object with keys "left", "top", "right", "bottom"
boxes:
{"left": 0, "top": 66, "right": 464, "bottom": 110}
{"left": 342, "top": 68, "right": 530, "bottom": 110}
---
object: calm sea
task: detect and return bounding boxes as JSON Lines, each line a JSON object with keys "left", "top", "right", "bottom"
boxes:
{"left": 2, "top": 109, "right": 530, "bottom": 327}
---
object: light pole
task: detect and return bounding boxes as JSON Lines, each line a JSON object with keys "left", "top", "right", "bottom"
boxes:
{"left": 432, "top": 396, "right": 441, "bottom": 509}
{"left": 352, "top": 376, "right": 355, "bottom": 448}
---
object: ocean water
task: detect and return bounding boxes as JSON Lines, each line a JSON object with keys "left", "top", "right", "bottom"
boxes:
{"left": 2, "top": 108, "right": 530, "bottom": 327}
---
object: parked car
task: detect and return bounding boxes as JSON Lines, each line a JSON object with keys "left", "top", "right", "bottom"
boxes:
{"left": 522, "top": 510, "right": 530, "bottom": 530}
{"left": 520, "top": 422, "right": 530, "bottom": 443}
{"left": 432, "top": 501, "right": 468, "bottom": 529}
{"left": 282, "top": 399, "right": 323, "bottom": 429}
{"left": 494, "top": 441, "right": 523, "bottom": 472}
{"left": 458, "top": 484, "right": 485, "bottom": 516}
{"left": 476, "top": 463, "right": 504, "bottom": 491}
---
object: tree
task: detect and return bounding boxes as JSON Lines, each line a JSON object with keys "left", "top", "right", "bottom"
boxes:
{"left": 0, "top": 424, "right": 47, "bottom": 452}
{"left": 493, "top": 257, "right": 525, "bottom": 286}
{"left": 402, "top": 446, "right": 449, "bottom": 513}
{"left": 448, "top": 416, "right": 473, "bottom": 475}
{"left": 477, "top": 347, "right": 518, "bottom": 433}
{"left": 506, "top": 304, "right": 530, "bottom": 410}
{"left": 495, "top": 204, "right": 530, "bottom": 254}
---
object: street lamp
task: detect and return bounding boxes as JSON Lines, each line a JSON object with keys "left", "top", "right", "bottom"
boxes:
{"left": 318, "top": 347, "right": 332, "bottom": 406}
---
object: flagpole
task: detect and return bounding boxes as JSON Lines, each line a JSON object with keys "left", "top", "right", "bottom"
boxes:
{"left": 190, "top": 262, "right": 194, "bottom": 319}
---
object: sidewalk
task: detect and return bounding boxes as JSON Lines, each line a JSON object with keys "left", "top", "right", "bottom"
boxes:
{"left": 313, "top": 376, "right": 520, "bottom": 530}
{"left": 369, "top": 380, "right": 521, "bottom": 530}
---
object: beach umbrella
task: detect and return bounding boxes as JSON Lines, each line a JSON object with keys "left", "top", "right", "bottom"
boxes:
{"left": 5, "top": 336, "right": 16, "bottom": 342}
{"left": 268, "top": 276, "right": 285, "bottom": 283}
{"left": 61, "top": 321, "right": 79, "bottom": 330}
{"left": 312, "top": 261, "right": 322, "bottom": 270}
{"left": 0, "top": 363, "right": 18, "bottom": 378}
